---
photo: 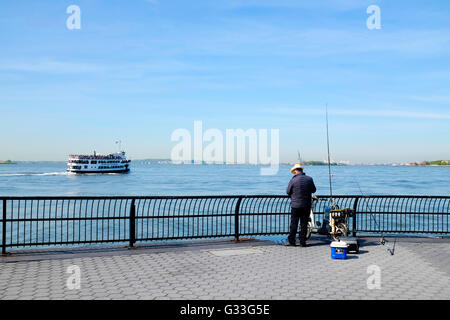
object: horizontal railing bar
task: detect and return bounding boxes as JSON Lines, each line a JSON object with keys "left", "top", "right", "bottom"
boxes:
{"left": 1, "top": 195, "right": 449, "bottom": 200}
{"left": 136, "top": 214, "right": 235, "bottom": 219}
{"left": 136, "top": 235, "right": 236, "bottom": 241}
{"left": 5, "top": 217, "right": 130, "bottom": 222}
{"left": 240, "top": 232, "right": 289, "bottom": 236}
{"left": 356, "top": 230, "right": 450, "bottom": 233}
{"left": 5, "top": 239, "right": 129, "bottom": 247}
{"left": 352, "top": 212, "right": 450, "bottom": 215}
{"left": 0, "top": 195, "right": 254, "bottom": 200}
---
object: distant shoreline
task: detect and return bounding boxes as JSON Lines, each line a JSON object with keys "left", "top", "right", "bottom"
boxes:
{"left": 0, "top": 161, "right": 16, "bottom": 164}
{"left": 1, "top": 160, "right": 449, "bottom": 167}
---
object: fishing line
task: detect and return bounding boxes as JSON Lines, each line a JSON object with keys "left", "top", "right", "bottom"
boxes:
{"left": 353, "top": 179, "right": 396, "bottom": 255}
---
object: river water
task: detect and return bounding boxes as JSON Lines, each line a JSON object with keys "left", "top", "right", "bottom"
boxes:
{"left": 0, "top": 161, "right": 448, "bottom": 196}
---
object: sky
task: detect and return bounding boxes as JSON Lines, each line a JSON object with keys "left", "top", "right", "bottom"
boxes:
{"left": 0, "top": 0, "right": 449, "bottom": 163}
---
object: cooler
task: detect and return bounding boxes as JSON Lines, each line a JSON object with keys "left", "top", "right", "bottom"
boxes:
{"left": 330, "top": 241, "right": 348, "bottom": 259}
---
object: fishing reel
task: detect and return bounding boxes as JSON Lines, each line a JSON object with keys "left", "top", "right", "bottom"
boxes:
{"left": 329, "top": 208, "right": 353, "bottom": 240}
{"left": 312, "top": 199, "right": 354, "bottom": 240}
{"left": 330, "top": 208, "right": 354, "bottom": 218}
{"left": 317, "top": 206, "right": 353, "bottom": 240}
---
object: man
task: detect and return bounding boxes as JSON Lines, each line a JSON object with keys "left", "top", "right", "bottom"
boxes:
{"left": 285, "top": 163, "right": 317, "bottom": 247}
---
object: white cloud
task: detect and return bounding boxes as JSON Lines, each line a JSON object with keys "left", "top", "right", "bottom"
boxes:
{"left": 0, "top": 59, "right": 205, "bottom": 77}
{"left": 411, "top": 95, "right": 450, "bottom": 104}
{"left": 227, "top": 0, "right": 369, "bottom": 11}
{"left": 261, "top": 107, "right": 450, "bottom": 120}
{"left": 331, "top": 109, "right": 450, "bottom": 120}
{"left": 155, "top": 20, "right": 450, "bottom": 58}
{"left": 0, "top": 60, "right": 105, "bottom": 74}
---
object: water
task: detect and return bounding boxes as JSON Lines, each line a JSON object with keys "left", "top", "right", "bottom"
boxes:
{"left": 0, "top": 161, "right": 449, "bottom": 196}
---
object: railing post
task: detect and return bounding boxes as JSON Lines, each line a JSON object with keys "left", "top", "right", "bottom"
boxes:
{"left": 129, "top": 199, "right": 136, "bottom": 248}
{"left": 234, "top": 197, "right": 242, "bottom": 242}
{"left": 2, "top": 199, "right": 6, "bottom": 255}
{"left": 352, "top": 197, "right": 359, "bottom": 237}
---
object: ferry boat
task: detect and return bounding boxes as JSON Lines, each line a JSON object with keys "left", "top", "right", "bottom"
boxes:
{"left": 67, "top": 151, "right": 131, "bottom": 174}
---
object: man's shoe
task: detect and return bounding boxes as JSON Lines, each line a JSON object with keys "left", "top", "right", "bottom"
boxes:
{"left": 284, "top": 241, "right": 297, "bottom": 247}
{"left": 299, "top": 242, "right": 307, "bottom": 247}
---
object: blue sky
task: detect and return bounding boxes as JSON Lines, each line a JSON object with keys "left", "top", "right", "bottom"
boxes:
{"left": 1, "top": 0, "right": 449, "bottom": 163}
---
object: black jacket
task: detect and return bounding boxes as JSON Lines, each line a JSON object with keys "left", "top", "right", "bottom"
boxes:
{"left": 286, "top": 172, "right": 317, "bottom": 208}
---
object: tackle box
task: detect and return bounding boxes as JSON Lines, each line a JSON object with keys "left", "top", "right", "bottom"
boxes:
{"left": 338, "top": 237, "right": 360, "bottom": 254}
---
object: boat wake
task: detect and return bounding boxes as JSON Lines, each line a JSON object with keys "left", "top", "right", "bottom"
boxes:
{"left": 0, "top": 172, "right": 69, "bottom": 177}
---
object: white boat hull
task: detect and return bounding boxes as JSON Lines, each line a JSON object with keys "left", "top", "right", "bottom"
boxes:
{"left": 67, "top": 168, "right": 130, "bottom": 174}
{"left": 67, "top": 151, "right": 131, "bottom": 174}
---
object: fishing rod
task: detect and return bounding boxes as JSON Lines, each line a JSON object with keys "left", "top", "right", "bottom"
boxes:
{"left": 325, "top": 104, "right": 335, "bottom": 208}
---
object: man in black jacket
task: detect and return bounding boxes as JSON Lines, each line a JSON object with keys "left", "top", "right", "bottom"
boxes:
{"left": 286, "top": 163, "right": 317, "bottom": 247}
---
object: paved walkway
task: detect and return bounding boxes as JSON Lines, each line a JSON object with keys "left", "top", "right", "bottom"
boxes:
{"left": 0, "top": 236, "right": 449, "bottom": 300}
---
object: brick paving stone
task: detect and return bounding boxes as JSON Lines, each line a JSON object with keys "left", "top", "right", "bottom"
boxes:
{"left": 1, "top": 237, "right": 450, "bottom": 300}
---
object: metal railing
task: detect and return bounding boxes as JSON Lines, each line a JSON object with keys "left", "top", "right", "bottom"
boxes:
{"left": 1, "top": 195, "right": 449, "bottom": 254}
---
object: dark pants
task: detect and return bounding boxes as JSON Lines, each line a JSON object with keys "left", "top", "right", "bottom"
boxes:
{"left": 288, "top": 207, "right": 310, "bottom": 244}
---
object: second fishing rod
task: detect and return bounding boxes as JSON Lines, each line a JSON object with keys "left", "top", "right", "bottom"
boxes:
{"left": 323, "top": 105, "right": 395, "bottom": 254}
